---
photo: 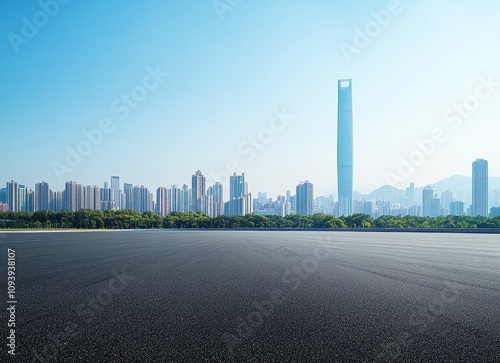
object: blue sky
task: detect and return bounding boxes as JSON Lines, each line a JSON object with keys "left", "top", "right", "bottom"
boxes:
{"left": 1, "top": 0, "right": 500, "bottom": 198}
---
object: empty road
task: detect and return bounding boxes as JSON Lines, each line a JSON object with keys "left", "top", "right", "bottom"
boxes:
{"left": 1, "top": 231, "right": 499, "bottom": 362}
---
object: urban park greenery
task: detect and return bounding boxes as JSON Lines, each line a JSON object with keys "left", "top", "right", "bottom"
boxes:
{"left": 1, "top": 210, "right": 500, "bottom": 230}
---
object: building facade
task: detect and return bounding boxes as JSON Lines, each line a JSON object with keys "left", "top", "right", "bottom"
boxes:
{"left": 472, "top": 159, "right": 488, "bottom": 216}
{"left": 296, "top": 180, "right": 313, "bottom": 216}
{"left": 337, "top": 79, "right": 353, "bottom": 216}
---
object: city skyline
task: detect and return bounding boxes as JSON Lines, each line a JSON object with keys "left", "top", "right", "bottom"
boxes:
{"left": 2, "top": 157, "right": 500, "bottom": 217}
{"left": 2, "top": 1, "right": 500, "bottom": 197}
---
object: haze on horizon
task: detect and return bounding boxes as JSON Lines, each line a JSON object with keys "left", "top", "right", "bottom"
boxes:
{"left": 1, "top": 0, "right": 499, "bottom": 198}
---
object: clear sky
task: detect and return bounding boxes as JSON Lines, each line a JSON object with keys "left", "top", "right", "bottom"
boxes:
{"left": 1, "top": 0, "right": 499, "bottom": 199}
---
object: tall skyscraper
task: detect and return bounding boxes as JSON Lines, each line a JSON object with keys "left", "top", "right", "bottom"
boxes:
{"left": 64, "top": 181, "right": 84, "bottom": 211}
{"left": 111, "top": 176, "right": 120, "bottom": 209}
{"left": 472, "top": 159, "right": 488, "bottom": 216}
{"left": 168, "top": 185, "right": 182, "bottom": 212}
{"left": 337, "top": 79, "right": 353, "bottom": 216}
{"left": 50, "top": 191, "right": 64, "bottom": 212}
{"left": 35, "top": 181, "right": 50, "bottom": 211}
{"left": 84, "top": 185, "right": 101, "bottom": 210}
{"left": 225, "top": 173, "right": 251, "bottom": 216}
{"left": 123, "top": 183, "right": 133, "bottom": 210}
{"left": 192, "top": 170, "right": 206, "bottom": 213}
{"left": 450, "top": 201, "right": 464, "bottom": 216}
{"left": 207, "top": 182, "right": 224, "bottom": 216}
{"left": 156, "top": 187, "right": 169, "bottom": 217}
{"left": 296, "top": 180, "right": 314, "bottom": 216}
{"left": 6, "top": 180, "right": 20, "bottom": 211}
{"left": 406, "top": 182, "right": 415, "bottom": 206}
{"left": 422, "top": 186, "right": 439, "bottom": 217}
{"left": 132, "top": 185, "right": 151, "bottom": 213}
{"left": 181, "top": 184, "right": 191, "bottom": 212}
{"left": 230, "top": 173, "right": 247, "bottom": 200}
{"left": 19, "top": 185, "right": 32, "bottom": 211}
{"left": 441, "top": 190, "right": 453, "bottom": 216}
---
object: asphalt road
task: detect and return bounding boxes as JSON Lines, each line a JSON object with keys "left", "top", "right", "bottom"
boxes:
{"left": 1, "top": 231, "right": 499, "bottom": 362}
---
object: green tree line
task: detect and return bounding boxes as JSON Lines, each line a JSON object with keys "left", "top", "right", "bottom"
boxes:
{"left": 1, "top": 210, "right": 499, "bottom": 230}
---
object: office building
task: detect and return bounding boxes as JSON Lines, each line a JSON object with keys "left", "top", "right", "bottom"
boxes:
{"left": 111, "top": 176, "right": 120, "bottom": 209}
{"left": 337, "top": 79, "right": 353, "bottom": 216}
{"left": 132, "top": 185, "right": 151, "bottom": 213}
{"left": 224, "top": 173, "right": 251, "bottom": 216}
{"left": 422, "top": 186, "right": 440, "bottom": 217}
{"left": 472, "top": 159, "right": 488, "bottom": 216}
{"left": 296, "top": 180, "right": 314, "bottom": 216}
{"left": 441, "top": 190, "right": 453, "bottom": 215}
{"left": 450, "top": 201, "right": 464, "bottom": 216}
{"left": 123, "top": 183, "right": 133, "bottom": 210}
{"left": 406, "top": 182, "right": 415, "bottom": 206}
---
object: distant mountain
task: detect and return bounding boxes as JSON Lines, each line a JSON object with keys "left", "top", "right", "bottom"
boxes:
{"left": 353, "top": 185, "right": 405, "bottom": 202}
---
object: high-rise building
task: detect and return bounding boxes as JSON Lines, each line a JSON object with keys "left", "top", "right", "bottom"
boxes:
{"left": 472, "top": 159, "right": 488, "bottom": 217}
{"left": 258, "top": 192, "right": 267, "bottom": 206}
{"left": 123, "top": 183, "right": 133, "bottom": 210}
{"left": 111, "top": 176, "right": 120, "bottom": 210}
{"left": 25, "top": 187, "right": 35, "bottom": 212}
{"left": 422, "top": 186, "right": 439, "bottom": 217}
{"left": 181, "top": 184, "right": 191, "bottom": 212}
{"left": 450, "top": 201, "right": 464, "bottom": 216}
{"left": 224, "top": 173, "right": 251, "bottom": 216}
{"left": 132, "top": 185, "right": 151, "bottom": 213}
{"left": 230, "top": 173, "right": 247, "bottom": 200}
{"left": 156, "top": 187, "right": 169, "bottom": 217}
{"left": 50, "top": 191, "right": 64, "bottom": 212}
{"left": 0, "top": 188, "right": 6, "bottom": 203}
{"left": 406, "top": 182, "right": 415, "bottom": 206}
{"left": 64, "top": 181, "right": 84, "bottom": 211}
{"left": 100, "top": 184, "right": 115, "bottom": 210}
{"left": 35, "top": 182, "right": 50, "bottom": 211}
{"left": 494, "top": 190, "right": 500, "bottom": 207}
{"left": 83, "top": 185, "right": 100, "bottom": 210}
{"left": 296, "top": 180, "right": 314, "bottom": 216}
{"left": 6, "top": 180, "right": 20, "bottom": 212}
{"left": 337, "top": 79, "right": 353, "bottom": 216}
{"left": 168, "top": 185, "right": 182, "bottom": 212}
{"left": 19, "top": 185, "right": 32, "bottom": 211}
{"left": 441, "top": 190, "right": 453, "bottom": 216}
{"left": 192, "top": 170, "right": 206, "bottom": 213}
{"left": 207, "top": 182, "right": 224, "bottom": 217}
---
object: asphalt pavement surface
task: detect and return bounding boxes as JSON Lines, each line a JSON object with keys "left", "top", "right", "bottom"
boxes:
{"left": 1, "top": 230, "right": 499, "bottom": 362}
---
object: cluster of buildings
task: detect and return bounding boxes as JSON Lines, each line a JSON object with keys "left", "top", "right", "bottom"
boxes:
{"left": 1, "top": 80, "right": 498, "bottom": 218}
{"left": 0, "top": 172, "right": 314, "bottom": 218}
